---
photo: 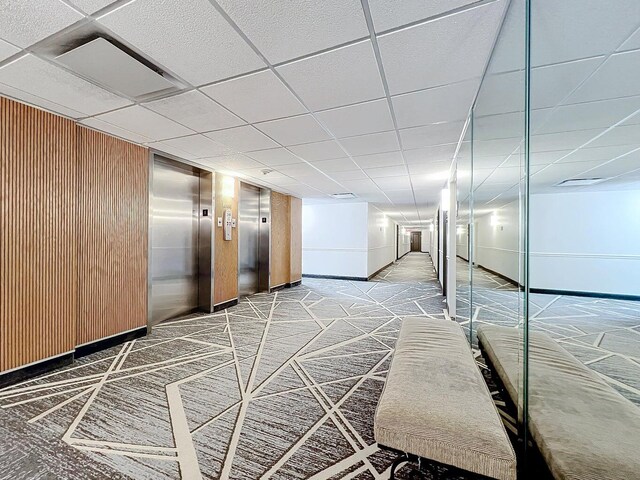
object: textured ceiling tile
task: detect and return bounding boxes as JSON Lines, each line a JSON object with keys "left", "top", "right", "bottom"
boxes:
{"left": 353, "top": 151, "right": 404, "bottom": 169}
{"left": 255, "top": 114, "right": 331, "bottom": 146}
{"left": 399, "top": 121, "right": 465, "bottom": 149}
{"left": 246, "top": 147, "right": 304, "bottom": 166}
{"left": 144, "top": 90, "right": 244, "bottom": 132}
{"left": 0, "top": 81, "right": 85, "bottom": 118}
{"left": 0, "top": 0, "right": 84, "bottom": 48}
{"left": 0, "top": 54, "right": 131, "bottom": 117}
{"left": 368, "top": 0, "right": 478, "bottom": 32}
{"left": 205, "top": 125, "right": 278, "bottom": 152}
{"left": 201, "top": 70, "right": 306, "bottom": 123}
{"left": 159, "top": 134, "right": 235, "bottom": 158}
{"left": 316, "top": 99, "right": 394, "bottom": 138}
{"left": 339, "top": 131, "right": 400, "bottom": 157}
{"left": 0, "top": 39, "right": 20, "bottom": 63}
{"left": 94, "top": 105, "right": 194, "bottom": 141}
{"left": 288, "top": 140, "right": 346, "bottom": 162}
{"left": 216, "top": 0, "right": 368, "bottom": 64}
{"left": 378, "top": 1, "right": 506, "bottom": 95}
{"left": 97, "top": 0, "right": 264, "bottom": 86}
{"left": 70, "top": 0, "right": 117, "bottom": 14}
{"left": 277, "top": 40, "right": 385, "bottom": 111}
{"left": 80, "top": 117, "right": 152, "bottom": 144}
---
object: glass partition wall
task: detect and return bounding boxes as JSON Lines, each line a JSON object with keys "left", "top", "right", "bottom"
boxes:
{"left": 454, "top": 0, "right": 640, "bottom": 477}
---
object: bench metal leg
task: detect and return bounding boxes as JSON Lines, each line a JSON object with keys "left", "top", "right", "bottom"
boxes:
{"left": 389, "top": 452, "right": 408, "bottom": 479}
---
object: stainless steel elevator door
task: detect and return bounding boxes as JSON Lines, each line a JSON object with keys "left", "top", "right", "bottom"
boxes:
{"left": 238, "top": 183, "right": 260, "bottom": 297}
{"left": 151, "top": 159, "right": 200, "bottom": 326}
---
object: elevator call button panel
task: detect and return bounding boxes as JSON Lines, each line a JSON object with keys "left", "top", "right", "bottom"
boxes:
{"left": 224, "top": 208, "right": 232, "bottom": 241}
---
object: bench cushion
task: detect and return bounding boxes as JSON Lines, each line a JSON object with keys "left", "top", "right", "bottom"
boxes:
{"left": 478, "top": 325, "right": 640, "bottom": 480}
{"left": 375, "top": 318, "right": 517, "bottom": 480}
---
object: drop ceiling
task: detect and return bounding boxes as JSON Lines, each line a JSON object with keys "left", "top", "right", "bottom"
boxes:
{"left": 3, "top": 0, "right": 636, "bottom": 227}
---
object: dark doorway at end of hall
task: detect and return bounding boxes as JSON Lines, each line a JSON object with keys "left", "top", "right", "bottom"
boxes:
{"left": 410, "top": 231, "right": 422, "bottom": 252}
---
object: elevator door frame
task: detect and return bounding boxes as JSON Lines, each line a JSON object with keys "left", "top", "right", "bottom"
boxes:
{"left": 147, "top": 151, "right": 215, "bottom": 330}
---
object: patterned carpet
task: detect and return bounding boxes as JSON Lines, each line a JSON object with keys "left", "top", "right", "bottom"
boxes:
{"left": 1, "top": 253, "right": 489, "bottom": 480}
{"left": 456, "top": 258, "right": 640, "bottom": 407}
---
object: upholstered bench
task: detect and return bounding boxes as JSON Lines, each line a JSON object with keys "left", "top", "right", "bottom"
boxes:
{"left": 478, "top": 325, "right": 640, "bottom": 480}
{"left": 374, "top": 317, "right": 517, "bottom": 480}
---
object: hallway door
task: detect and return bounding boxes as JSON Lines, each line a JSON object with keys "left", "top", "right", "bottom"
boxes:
{"left": 410, "top": 232, "right": 421, "bottom": 251}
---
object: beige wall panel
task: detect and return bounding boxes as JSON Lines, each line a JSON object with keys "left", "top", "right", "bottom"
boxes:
{"left": 214, "top": 174, "right": 239, "bottom": 305}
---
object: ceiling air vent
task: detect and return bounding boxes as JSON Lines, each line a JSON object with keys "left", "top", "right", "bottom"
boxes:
{"left": 56, "top": 38, "right": 177, "bottom": 99}
{"left": 554, "top": 178, "right": 604, "bottom": 187}
{"left": 331, "top": 193, "right": 357, "bottom": 199}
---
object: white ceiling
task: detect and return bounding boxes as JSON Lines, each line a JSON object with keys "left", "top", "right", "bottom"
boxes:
{"left": 0, "top": 0, "right": 509, "bottom": 226}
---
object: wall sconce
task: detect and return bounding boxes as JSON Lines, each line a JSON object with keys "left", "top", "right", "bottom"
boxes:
{"left": 222, "top": 176, "right": 235, "bottom": 198}
{"left": 441, "top": 188, "right": 450, "bottom": 212}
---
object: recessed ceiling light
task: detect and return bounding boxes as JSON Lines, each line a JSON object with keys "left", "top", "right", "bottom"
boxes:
{"left": 56, "top": 38, "right": 178, "bottom": 99}
{"left": 331, "top": 192, "right": 357, "bottom": 199}
{"left": 554, "top": 178, "right": 605, "bottom": 187}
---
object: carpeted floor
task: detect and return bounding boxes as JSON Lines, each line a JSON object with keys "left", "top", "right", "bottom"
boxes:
{"left": 1, "top": 253, "right": 496, "bottom": 480}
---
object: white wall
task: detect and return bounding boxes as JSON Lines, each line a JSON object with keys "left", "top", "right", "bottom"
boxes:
{"left": 398, "top": 228, "right": 410, "bottom": 258}
{"left": 456, "top": 224, "right": 469, "bottom": 261}
{"left": 302, "top": 202, "right": 368, "bottom": 278}
{"left": 473, "top": 189, "right": 640, "bottom": 296}
{"left": 420, "top": 229, "right": 430, "bottom": 252}
{"left": 367, "top": 205, "right": 396, "bottom": 277}
{"left": 530, "top": 189, "right": 640, "bottom": 296}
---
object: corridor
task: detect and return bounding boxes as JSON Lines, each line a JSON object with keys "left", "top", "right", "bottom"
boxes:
{"left": 0, "top": 253, "right": 463, "bottom": 480}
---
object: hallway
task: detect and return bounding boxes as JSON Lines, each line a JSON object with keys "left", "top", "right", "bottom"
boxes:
{"left": 0, "top": 253, "right": 463, "bottom": 480}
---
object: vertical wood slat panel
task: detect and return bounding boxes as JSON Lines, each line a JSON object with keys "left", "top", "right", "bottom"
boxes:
{"left": 76, "top": 126, "right": 148, "bottom": 345}
{"left": 270, "top": 191, "right": 291, "bottom": 288}
{"left": 214, "top": 174, "right": 239, "bottom": 305}
{"left": 0, "top": 97, "right": 77, "bottom": 372}
{"left": 289, "top": 196, "right": 302, "bottom": 283}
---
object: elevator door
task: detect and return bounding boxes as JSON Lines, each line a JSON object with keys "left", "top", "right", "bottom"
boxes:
{"left": 151, "top": 159, "right": 200, "bottom": 326}
{"left": 239, "top": 183, "right": 260, "bottom": 297}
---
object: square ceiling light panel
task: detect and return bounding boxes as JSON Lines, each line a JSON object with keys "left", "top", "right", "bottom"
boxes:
{"left": 216, "top": 0, "right": 369, "bottom": 64}
{"left": 202, "top": 70, "right": 307, "bottom": 124}
{"left": 144, "top": 90, "right": 244, "bottom": 132}
{"left": 97, "top": 0, "right": 264, "bottom": 86}
{"left": 0, "top": 54, "right": 131, "bottom": 117}
{"left": 378, "top": 1, "right": 506, "bottom": 95}
{"left": 0, "top": 0, "right": 83, "bottom": 48}
{"left": 56, "top": 38, "right": 177, "bottom": 99}
{"left": 277, "top": 40, "right": 385, "bottom": 111}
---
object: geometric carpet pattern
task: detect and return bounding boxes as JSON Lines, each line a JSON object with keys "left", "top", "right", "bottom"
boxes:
{"left": 456, "top": 258, "right": 640, "bottom": 408}
{"left": 0, "top": 253, "right": 478, "bottom": 480}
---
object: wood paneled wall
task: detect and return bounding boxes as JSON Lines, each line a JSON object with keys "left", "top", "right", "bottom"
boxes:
{"left": 289, "top": 196, "right": 302, "bottom": 283}
{"left": 76, "top": 127, "right": 148, "bottom": 345}
{"left": 1, "top": 98, "right": 78, "bottom": 372}
{"left": 214, "top": 174, "right": 239, "bottom": 305}
{"left": 270, "top": 191, "right": 291, "bottom": 288}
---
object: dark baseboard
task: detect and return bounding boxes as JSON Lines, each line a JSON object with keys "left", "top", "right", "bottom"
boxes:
{"left": 302, "top": 273, "right": 368, "bottom": 282}
{"left": 287, "top": 280, "right": 302, "bottom": 288}
{"left": 75, "top": 327, "right": 148, "bottom": 359}
{"left": 397, "top": 250, "right": 410, "bottom": 260}
{"left": 367, "top": 262, "right": 393, "bottom": 280}
{"left": 0, "top": 352, "right": 74, "bottom": 389}
{"left": 477, "top": 264, "right": 522, "bottom": 288}
{"left": 530, "top": 288, "right": 640, "bottom": 302}
{"left": 269, "top": 284, "right": 287, "bottom": 293}
{"left": 213, "top": 298, "right": 238, "bottom": 312}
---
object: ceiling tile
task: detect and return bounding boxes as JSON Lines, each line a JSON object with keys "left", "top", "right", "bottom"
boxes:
{"left": 144, "top": 90, "right": 244, "bottom": 132}
{"left": 339, "top": 178, "right": 381, "bottom": 193}
{"left": 276, "top": 162, "right": 323, "bottom": 177}
{"left": 353, "top": 151, "right": 404, "bottom": 168}
{"left": 0, "top": 0, "right": 83, "bottom": 48}
{"left": 205, "top": 125, "right": 278, "bottom": 152}
{"left": 158, "top": 134, "right": 234, "bottom": 158}
{"left": 407, "top": 160, "right": 450, "bottom": 175}
{"left": 373, "top": 175, "right": 412, "bottom": 190}
{"left": 0, "top": 39, "right": 20, "bottom": 63}
{"left": 147, "top": 139, "right": 197, "bottom": 161}
{"left": 378, "top": 1, "right": 506, "bottom": 95}
{"left": 368, "top": 0, "right": 478, "bottom": 32}
{"left": 255, "top": 114, "right": 331, "bottom": 146}
{"left": 384, "top": 189, "right": 415, "bottom": 203}
{"left": 80, "top": 117, "right": 151, "bottom": 144}
{"left": 393, "top": 80, "right": 478, "bottom": 129}
{"left": 277, "top": 40, "right": 385, "bottom": 111}
{"left": 200, "top": 154, "right": 265, "bottom": 171}
{"left": 246, "top": 147, "right": 303, "bottom": 166}
{"left": 569, "top": 51, "right": 640, "bottom": 104}
{"left": 340, "top": 131, "right": 400, "bottom": 156}
{"left": 0, "top": 81, "right": 84, "bottom": 118}
{"left": 316, "top": 99, "right": 394, "bottom": 138}
{"left": 365, "top": 165, "right": 408, "bottom": 178}
{"left": 201, "top": 70, "right": 306, "bottom": 123}
{"left": 399, "top": 121, "right": 464, "bottom": 149}
{"left": 404, "top": 143, "right": 457, "bottom": 164}
{"left": 530, "top": 129, "right": 602, "bottom": 153}
{"left": 94, "top": 105, "right": 193, "bottom": 141}
{"left": 288, "top": 140, "right": 346, "bottom": 162}
{"left": 0, "top": 54, "right": 131, "bottom": 117}
{"left": 312, "top": 158, "right": 359, "bottom": 173}
{"left": 587, "top": 123, "right": 640, "bottom": 149}
{"left": 329, "top": 169, "right": 369, "bottom": 181}
{"left": 71, "top": 0, "right": 117, "bottom": 14}
{"left": 216, "top": 0, "right": 368, "bottom": 64}
{"left": 97, "top": 0, "right": 264, "bottom": 86}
